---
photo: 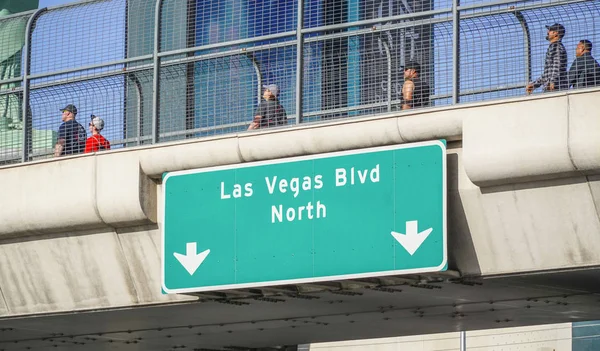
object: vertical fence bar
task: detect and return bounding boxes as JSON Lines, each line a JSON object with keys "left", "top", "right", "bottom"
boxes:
{"left": 21, "top": 8, "right": 46, "bottom": 163}
{"left": 246, "top": 53, "right": 263, "bottom": 105}
{"left": 452, "top": 0, "right": 460, "bottom": 104}
{"left": 514, "top": 11, "right": 532, "bottom": 84}
{"left": 127, "top": 74, "right": 144, "bottom": 145}
{"left": 185, "top": 0, "right": 197, "bottom": 137}
{"left": 347, "top": 0, "right": 360, "bottom": 117}
{"left": 295, "top": 0, "right": 304, "bottom": 124}
{"left": 460, "top": 331, "right": 466, "bottom": 351}
{"left": 382, "top": 40, "right": 392, "bottom": 112}
{"left": 152, "top": 0, "right": 164, "bottom": 144}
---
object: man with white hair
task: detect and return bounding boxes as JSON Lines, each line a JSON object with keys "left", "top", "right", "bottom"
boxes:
{"left": 84, "top": 115, "right": 110, "bottom": 153}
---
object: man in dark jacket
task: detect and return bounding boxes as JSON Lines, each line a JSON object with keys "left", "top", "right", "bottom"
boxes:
{"left": 568, "top": 39, "right": 600, "bottom": 89}
{"left": 526, "top": 23, "right": 568, "bottom": 94}
{"left": 53, "top": 104, "right": 86, "bottom": 157}
{"left": 248, "top": 84, "right": 287, "bottom": 130}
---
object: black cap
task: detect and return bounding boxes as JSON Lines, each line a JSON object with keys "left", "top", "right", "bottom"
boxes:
{"left": 404, "top": 61, "right": 421, "bottom": 72}
{"left": 546, "top": 23, "right": 565, "bottom": 37}
{"left": 60, "top": 104, "right": 77, "bottom": 115}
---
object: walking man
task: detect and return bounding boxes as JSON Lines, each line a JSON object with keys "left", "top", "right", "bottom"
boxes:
{"left": 54, "top": 104, "right": 86, "bottom": 157}
{"left": 567, "top": 39, "right": 600, "bottom": 89}
{"left": 401, "top": 61, "right": 430, "bottom": 110}
{"left": 526, "top": 23, "right": 568, "bottom": 94}
{"left": 248, "top": 84, "right": 287, "bottom": 130}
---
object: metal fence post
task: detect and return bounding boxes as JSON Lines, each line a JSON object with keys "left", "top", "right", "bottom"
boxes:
{"left": 460, "top": 330, "right": 466, "bottom": 351}
{"left": 127, "top": 74, "right": 144, "bottom": 145}
{"left": 245, "top": 53, "right": 263, "bottom": 105}
{"left": 514, "top": 11, "right": 532, "bottom": 84}
{"left": 21, "top": 8, "right": 46, "bottom": 163}
{"left": 452, "top": 0, "right": 460, "bottom": 104}
{"left": 152, "top": 0, "right": 164, "bottom": 144}
{"left": 382, "top": 40, "right": 392, "bottom": 112}
{"left": 295, "top": 0, "right": 304, "bottom": 124}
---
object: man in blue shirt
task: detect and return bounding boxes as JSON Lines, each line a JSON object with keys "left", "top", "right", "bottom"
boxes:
{"left": 568, "top": 39, "right": 600, "bottom": 89}
{"left": 54, "top": 104, "right": 86, "bottom": 157}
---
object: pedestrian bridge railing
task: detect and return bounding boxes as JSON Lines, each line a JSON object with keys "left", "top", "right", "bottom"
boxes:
{"left": 0, "top": 0, "right": 598, "bottom": 164}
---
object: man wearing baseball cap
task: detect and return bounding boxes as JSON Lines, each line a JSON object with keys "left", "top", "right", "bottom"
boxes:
{"left": 526, "top": 23, "right": 568, "bottom": 94}
{"left": 84, "top": 115, "right": 111, "bottom": 153}
{"left": 248, "top": 84, "right": 287, "bottom": 130}
{"left": 54, "top": 104, "right": 87, "bottom": 157}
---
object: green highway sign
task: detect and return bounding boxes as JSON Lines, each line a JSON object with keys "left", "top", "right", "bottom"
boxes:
{"left": 162, "top": 141, "right": 446, "bottom": 293}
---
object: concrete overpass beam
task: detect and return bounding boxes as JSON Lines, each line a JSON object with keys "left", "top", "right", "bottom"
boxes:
{"left": 462, "top": 89, "right": 600, "bottom": 187}
{"left": 0, "top": 157, "right": 104, "bottom": 236}
{"left": 566, "top": 91, "right": 600, "bottom": 173}
{"left": 458, "top": 88, "right": 600, "bottom": 276}
{"left": 0, "top": 153, "right": 157, "bottom": 236}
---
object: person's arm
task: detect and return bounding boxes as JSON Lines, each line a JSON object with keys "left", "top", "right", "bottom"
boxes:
{"left": 248, "top": 102, "right": 264, "bottom": 130}
{"left": 54, "top": 124, "right": 66, "bottom": 157}
{"left": 594, "top": 59, "right": 600, "bottom": 87}
{"left": 402, "top": 80, "right": 415, "bottom": 110}
{"left": 54, "top": 139, "right": 64, "bottom": 157}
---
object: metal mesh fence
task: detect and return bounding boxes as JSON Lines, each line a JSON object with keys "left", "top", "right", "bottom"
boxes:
{"left": 28, "top": 75, "right": 128, "bottom": 160}
{"left": 29, "top": 0, "right": 126, "bottom": 77}
{"left": 126, "top": 0, "right": 157, "bottom": 59}
{"left": 458, "top": 0, "right": 600, "bottom": 103}
{"left": 523, "top": 1, "right": 600, "bottom": 93}
{"left": 304, "top": 0, "right": 437, "bottom": 29}
{"left": 0, "top": 12, "right": 34, "bottom": 164}
{"left": 158, "top": 44, "right": 297, "bottom": 142}
{"left": 0, "top": 0, "right": 598, "bottom": 165}
{"left": 303, "top": 11, "right": 450, "bottom": 122}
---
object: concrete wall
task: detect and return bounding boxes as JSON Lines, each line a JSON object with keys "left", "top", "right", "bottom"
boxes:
{"left": 0, "top": 216, "right": 196, "bottom": 317}
{"left": 454, "top": 88, "right": 600, "bottom": 276}
{"left": 310, "top": 323, "right": 572, "bottom": 351}
{"left": 0, "top": 88, "right": 598, "bottom": 316}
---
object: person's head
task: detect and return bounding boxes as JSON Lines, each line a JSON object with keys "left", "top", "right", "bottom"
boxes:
{"left": 404, "top": 61, "right": 421, "bottom": 80}
{"left": 262, "top": 84, "right": 279, "bottom": 100}
{"left": 576, "top": 39, "right": 593, "bottom": 57}
{"left": 545, "top": 23, "right": 565, "bottom": 42}
{"left": 89, "top": 115, "right": 105, "bottom": 134}
{"left": 60, "top": 104, "right": 77, "bottom": 122}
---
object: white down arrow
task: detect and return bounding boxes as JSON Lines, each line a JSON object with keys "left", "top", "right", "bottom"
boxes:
{"left": 173, "top": 242, "right": 210, "bottom": 275}
{"left": 391, "top": 220, "right": 433, "bottom": 256}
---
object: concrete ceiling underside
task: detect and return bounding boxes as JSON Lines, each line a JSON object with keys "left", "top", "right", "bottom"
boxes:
{"left": 0, "top": 269, "right": 599, "bottom": 351}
